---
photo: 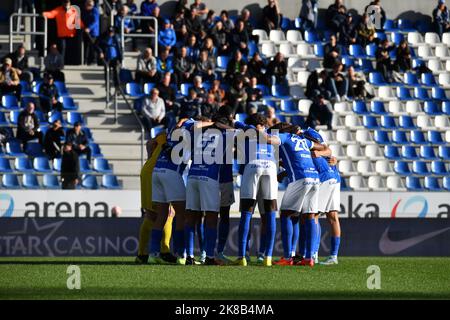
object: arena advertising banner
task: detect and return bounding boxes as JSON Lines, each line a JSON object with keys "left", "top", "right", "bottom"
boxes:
{"left": 0, "top": 191, "right": 449, "bottom": 218}
{"left": 0, "top": 218, "right": 449, "bottom": 257}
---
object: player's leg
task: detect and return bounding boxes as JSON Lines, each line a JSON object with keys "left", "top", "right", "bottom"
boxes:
{"left": 295, "top": 214, "right": 307, "bottom": 263}
{"left": 321, "top": 210, "right": 341, "bottom": 265}
{"left": 136, "top": 209, "right": 156, "bottom": 264}
{"left": 291, "top": 215, "right": 300, "bottom": 258}
{"left": 299, "top": 181, "right": 320, "bottom": 267}
{"left": 196, "top": 216, "right": 206, "bottom": 263}
{"left": 274, "top": 210, "right": 295, "bottom": 266}
{"left": 204, "top": 211, "right": 223, "bottom": 265}
{"left": 184, "top": 210, "right": 202, "bottom": 265}
{"left": 312, "top": 214, "right": 321, "bottom": 263}
{"left": 260, "top": 171, "right": 279, "bottom": 267}
{"left": 170, "top": 202, "right": 186, "bottom": 264}
{"left": 148, "top": 202, "right": 171, "bottom": 264}
{"left": 256, "top": 192, "right": 266, "bottom": 264}
{"left": 217, "top": 205, "right": 230, "bottom": 262}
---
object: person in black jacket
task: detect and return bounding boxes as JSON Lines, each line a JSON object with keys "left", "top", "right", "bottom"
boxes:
{"left": 44, "top": 119, "right": 65, "bottom": 160}
{"left": 305, "top": 95, "right": 333, "bottom": 130}
{"left": 39, "top": 73, "right": 63, "bottom": 113}
{"left": 339, "top": 14, "right": 357, "bottom": 46}
{"left": 266, "top": 52, "right": 287, "bottom": 86}
{"left": 262, "top": 0, "right": 282, "bottom": 32}
{"left": 4, "top": 45, "right": 33, "bottom": 83}
{"left": 326, "top": 0, "right": 347, "bottom": 32}
{"left": 376, "top": 39, "right": 396, "bottom": 83}
{"left": 323, "top": 35, "right": 341, "bottom": 69}
{"left": 396, "top": 40, "right": 412, "bottom": 72}
{"left": 17, "top": 102, "right": 43, "bottom": 149}
{"left": 66, "top": 122, "right": 91, "bottom": 163}
{"left": 228, "top": 20, "right": 249, "bottom": 56}
{"left": 96, "top": 26, "right": 123, "bottom": 88}
{"left": 61, "top": 142, "right": 80, "bottom": 190}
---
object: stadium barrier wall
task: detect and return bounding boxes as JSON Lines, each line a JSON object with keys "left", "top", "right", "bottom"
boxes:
{"left": 0, "top": 218, "right": 449, "bottom": 257}
{"left": 0, "top": 191, "right": 449, "bottom": 218}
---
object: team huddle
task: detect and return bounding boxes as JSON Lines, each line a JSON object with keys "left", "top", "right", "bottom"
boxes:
{"left": 135, "top": 106, "right": 341, "bottom": 267}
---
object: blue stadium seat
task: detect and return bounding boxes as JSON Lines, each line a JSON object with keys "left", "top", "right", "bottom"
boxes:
{"left": 248, "top": 41, "right": 259, "bottom": 57}
{"left": 48, "top": 111, "right": 64, "bottom": 124}
{"left": 1, "top": 95, "right": 20, "bottom": 110}
{"left": 262, "top": 99, "right": 277, "bottom": 109}
{"left": 43, "top": 174, "right": 60, "bottom": 189}
{"left": 366, "top": 43, "right": 377, "bottom": 58}
{"left": 256, "top": 84, "right": 271, "bottom": 98}
{"left": 8, "top": 111, "right": 19, "bottom": 125}
{"left": 58, "top": 96, "right": 78, "bottom": 111}
{"left": 54, "top": 81, "right": 68, "bottom": 96}
{"left": 125, "top": 82, "right": 144, "bottom": 98}
{"left": 119, "top": 68, "right": 134, "bottom": 83}
{"left": 363, "top": 115, "right": 379, "bottom": 129}
{"left": 0, "top": 157, "right": 13, "bottom": 172}
{"left": 398, "top": 19, "right": 415, "bottom": 32}
{"left": 291, "top": 116, "right": 305, "bottom": 127}
{"left": 349, "top": 44, "right": 366, "bottom": 59}
{"left": 412, "top": 160, "right": 429, "bottom": 175}
{"left": 384, "top": 145, "right": 400, "bottom": 159}
{"left": 402, "top": 146, "right": 419, "bottom": 160}
{"left": 20, "top": 80, "right": 33, "bottom": 96}
{"left": 281, "top": 17, "right": 292, "bottom": 31}
{"left": 81, "top": 174, "right": 98, "bottom": 189}
{"left": 370, "top": 101, "right": 388, "bottom": 114}
{"left": 33, "top": 157, "right": 52, "bottom": 173}
{"left": 421, "top": 73, "right": 437, "bottom": 87}
{"left": 383, "top": 19, "right": 397, "bottom": 31}
{"left": 6, "top": 141, "right": 25, "bottom": 157}
{"left": 280, "top": 99, "right": 298, "bottom": 113}
{"left": 143, "top": 82, "right": 156, "bottom": 95}
{"left": 102, "top": 174, "right": 121, "bottom": 189}
{"left": 397, "top": 87, "right": 412, "bottom": 100}
{"left": 392, "top": 130, "right": 409, "bottom": 144}
{"left": 341, "top": 56, "right": 355, "bottom": 67}
{"left": 150, "top": 125, "right": 165, "bottom": 138}
{"left": 79, "top": 158, "right": 92, "bottom": 173}
{"left": 235, "top": 113, "right": 248, "bottom": 123}
{"left": 381, "top": 115, "right": 397, "bottom": 129}
{"left": 314, "top": 44, "right": 324, "bottom": 58}
{"left": 439, "top": 146, "right": 450, "bottom": 160}
{"left": 217, "top": 56, "right": 230, "bottom": 70}
{"left": 414, "top": 87, "right": 430, "bottom": 100}
{"left": 443, "top": 176, "right": 450, "bottom": 191}
{"left": 375, "top": 31, "right": 387, "bottom": 42}
{"left": 32, "top": 81, "right": 42, "bottom": 94}
{"left": 2, "top": 174, "right": 20, "bottom": 188}
{"left": 404, "top": 72, "right": 419, "bottom": 86}
{"left": 369, "top": 72, "right": 387, "bottom": 85}
{"left": 427, "top": 131, "right": 445, "bottom": 144}
{"left": 406, "top": 176, "right": 424, "bottom": 191}
{"left": 410, "top": 130, "right": 427, "bottom": 144}
{"left": 93, "top": 158, "right": 113, "bottom": 173}
{"left": 89, "top": 143, "right": 103, "bottom": 158}
{"left": 20, "top": 96, "right": 38, "bottom": 109}
{"left": 424, "top": 101, "right": 441, "bottom": 115}
{"left": 67, "top": 112, "right": 84, "bottom": 126}
{"left": 340, "top": 177, "right": 351, "bottom": 191}
{"left": 34, "top": 111, "right": 48, "bottom": 125}
{"left": 271, "top": 85, "right": 290, "bottom": 99}
{"left": 374, "top": 130, "right": 391, "bottom": 144}
{"left": 442, "top": 101, "right": 450, "bottom": 115}
{"left": 294, "top": 17, "right": 302, "bottom": 29}
{"left": 359, "top": 59, "right": 375, "bottom": 72}
{"left": 83, "top": 127, "right": 94, "bottom": 142}
{"left": 432, "top": 87, "right": 447, "bottom": 101}
{"left": 353, "top": 101, "right": 369, "bottom": 114}
{"left": 394, "top": 161, "right": 411, "bottom": 175}
{"left": 399, "top": 115, "right": 416, "bottom": 129}
{"left": 15, "top": 157, "right": 34, "bottom": 172}
{"left": 0, "top": 112, "right": 8, "bottom": 125}
{"left": 53, "top": 158, "right": 62, "bottom": 172}
{"left": 424, "top": 176, "right": 441, "bottom": 191}
{"left": 391, "top": 32, "right": 404, "bottom": 45}
{"left": 25, "top": 142, "right": 46, "bottom": 157}
{"left": 420, "top": 145, "right": 438, "bottom": 159}
{"left": 431, "top": 161, "right": 448, "bottom": 175}
{"left": 304, "top": 30, "right": 319, "bottom": 43}
{"left": 22, "top": 173, "right": 40, "bottom": 189}
{"left": 180, "top": 83, "right": 193, "bottom": 96}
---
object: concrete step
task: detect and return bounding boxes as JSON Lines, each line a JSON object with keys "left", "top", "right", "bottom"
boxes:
{"left": 100, "top": 144, "right": 144, "bottom": 159}
{"left": 119, "top": 176, "right": 141, "bottom": 190}
{"left": 109, "top": 160, "right": 142, "bottom": 176}
{"left": 86, "top": 113, "right": 139, "bottom": 127}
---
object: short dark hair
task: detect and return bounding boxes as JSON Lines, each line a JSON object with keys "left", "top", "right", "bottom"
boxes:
{"left": 74, "top": 122, "right": 81, "bottom": 127}
{"left": 245, "top": 113, "right": 268, "bottom": 127}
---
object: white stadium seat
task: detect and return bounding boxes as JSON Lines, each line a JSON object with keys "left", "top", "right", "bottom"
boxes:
{"left": 365, "top": 144, "right": 383, "bottom": 159}
{"left": 356, "top": 160, "right": 374, "bottom": 174}
{"left": 443, "top": 32, "right": 450, "bottom": 47}
{"left": 435, "top": 115, "right": 450, "bottom": 130}
{"left": 386, "top": 176, "right": 406, "bottom": 191}
{"left": 261, "top": 42, "right": 277, "bottom": 57}
{"left": 388, "top": 101, "right": 405, "bottom": 115}
{"left": 297, "top": 71, "right": 311, "bottom": 87}
{"left": 349, "top": 176, "right": 370, "bottom": 191}
{"left": 368, "top": 176, "right": 388, "bottom": 191}
{"left": 338, "top": 159, "right": 357, "bottom": 175}
{"left": 428, "top": 59, "right": 444, "bottom": 73}
{"left": 418, "top": 45, "right": 432, "bottom": 58}
{"left": 425, "top": 32, "right": 441, "bottom": 46}
{"left": 286, "top": 30, "right": 303, "bottom": 44}
{"left": 446, "top": 60, "right": 450, "bottom": 72}
{"left": 446, "top": 130, "right": 450, "bottom": 143}
{"left": 334, "top": 102, "right": 351, "bottom": 114}
{"left": 375, "top": 160, "right": 394, "bottom": 176}
{"left": 435, "top": 45, "right": 450, "bottom": 59}
{"left": 298, "top": 99, "right": 312, "bottom": 115}
{"left": 288, "top": 57, "right": 306, "bottom": 71}
{"left": 252, "top": 29, "right": 269, "bottom": 41}
{"left": 329, "top": 144, "right": 346, "bottom": 158}
{"left": 318, "top": 130, "right": 335, "bottom": 143}
{"left": 416, "top": 114, "right": 434, "bottom": 129}
{"left": 279, "top": 43, "right": 296, "bottom": 57}
{"left": 289, "top": 85, "right": 305, "bottom": 98}
{"left": 345, "top": 115, "right": 362, "bottom": 129}
{"left": 378, "top": 86, "right": 395, "bottom": 100}
{"left": 405, "top": 101, "right": 422, "bottom": 114}
{"left": 297, "top": 43, "right": 315, "bottom": 58}
{"left": 269, "top": 30, "right": 286, "bottom": 43}
{"left": 347, "top": 144, "right": 364, "bottom": 159}
{"left": 438, "top": 73, "right": 450, "bottom": 87}
{"left": 336, "top": 129, "right": 353, "bottom": 143}
{"left": 407, "top": 32, "right": 424, "bottom": 46}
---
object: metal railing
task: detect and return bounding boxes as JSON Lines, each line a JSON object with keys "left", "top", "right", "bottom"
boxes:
{"left": 121, "top": 16, "right": 158, "bottom": 56}
{"left": 9, "top": 13, "right": 47, "bottom": 56}
{"left": 101, "top": 0, "right": 115, "bottom": 27}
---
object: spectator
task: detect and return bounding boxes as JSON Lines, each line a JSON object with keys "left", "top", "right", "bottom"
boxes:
{"left": 299, "top": 0, "right": 318, "bottom": 32}
{"left": 39, "top": 73, "right": 63, "bottom": 113}
{"left": 365, "top": 0, "right": 386, "bottom": 30}
{"left": 81, "top": 0, "right": 100, "bottom": 66}
{"left": 203, "top": 10, "right": 217, "bottom": 32}
{"left": 186, "top": 34, "right": 200, "bottom": 60}
{"left": 326, "top": 0, "right": 347, "bottom": 32}
{"left": 140, "top": 0, "right": 159, "bottom": 33}
{"left": 396, "top": 40, "right": 412, "bottom": 72}
{"left": 44, "top": 44, "right": 65, "bottom": 82}
{"left": 201, "top": 93, "right": 219, "bottom": 119}
{"left": 142, "top": 88, "right": 166, "bottom": 130}
{"left": 339, "top": 13, "right": 357, "bottom": 46}
{"left": 323, "top": 34, "right": 341, "bottom": 69}
{"left": 376, "top": 39, "right": 396, "bottom": 83}
{"left": 125, "top": 0, "right": 138, "bottom": 15}
{"left": 4, "top": 44, "right": 33, "bottom": 83}
{"left": 226, "top": 77, "right": 248, "bottom": 114}
{"left": 434, "top": 0, "right": 450, "bottom": 38}
{"left": 266, "top": 52, "right": 288, "bottom": 86}
{"left": 17, "top": 102, "right": 43, "bottom": 148}
{"left": 175, "top": 0, "right": 189, "bottom": 15}
{"left": 347, "top": 66, "right": 374, "bottom": 100}
{"left": 305, "top": 70, "right": 334, "bottom": 100}
{"left": 220, "top": 10, "right": 235, "bottom": 33}
{"left": 114, "top": 5, "right": 136, "bottom": 35}
{"left": 156, "top": 49, "right": 174, "bottom": 77}
{"left": 246, "top": 76, "right": 263, "bottom": 112}
{"left": 226, "top": 50, "right": 247, "bottom": 83}
{"left": 209, "top": 80, "right": 225, "bottom": 105}
{"left": 192, "top": 76, "right": 207, "bottom": 101}
{"left": 186, "top": 8, "right": 204, "bottom": 36}
{"left": 105, "top": 0, "right": 123, "bottom": 15}
{"left": 329, "top": 63, "right": 348, "bottom": 102}
{"left": 0, "top": 58, "right": 21, "bottom": 100}
{"left": 211, "top": 20, "right": 229, "bottom": 55}
{"left": 43, "top": 0, "right": 82, "bottom": 65}
{"left": 305, "top": 95, "right": 333, "bottom": 130}
{"left": 357, "top": 13, "right": 376, "bottom": 47}
{"left": 66, "top": 122, "right": 92, "bottom": 163}
{"left": 180, "top": 87, "right": 201, "bottom": 118}
{"left": 191, "top": 0, "right": 208, "bottom": 20}
{"left": 0, "top": 127, "right": 12, "bottom": 147}
{"left": 175, "top": 22, "right": 189, "bottom": 47}
{"left": 61, "top": 142, "right": 80, "bottom": 190}
{"left": 173, "top": 46, "right": 195, "bottom": 86}
{"left": 266, "top": 106, "right": 280, "bottom": 127}
{"left": 156, "top": 72, "right": 179, "bottom": 127}
{"left": 229, "top": 19, "right": 250, "bottom": 56}
{"left": 159, "top": 19, "right": 177, "bottom": 50}
{"left": 202, "top": 37, "right": 217, "bottom": 60}
{"left": 44, "top": 120, "right": 65, "bottom": 160}
{"left": 136, "top": 47, "right": 158, "bottom": 84}
{"left": 241, "top": 9, "right": 257, "bottom": 42}
{"left": 97, "top": 27, "right": 123, "bottom": 88}
{"left": 248, "top": 52, "right": 266, "bottom": 85}
{"left": 263, "top": 0, "right": 282, "bottom": 32}
{"left": 195, "top": 50, "right": 216, "bottom": 82}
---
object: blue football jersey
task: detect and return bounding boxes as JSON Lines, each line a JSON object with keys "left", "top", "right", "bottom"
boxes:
{"left": 278, "top": 132, "right": 319, "bottom": 182}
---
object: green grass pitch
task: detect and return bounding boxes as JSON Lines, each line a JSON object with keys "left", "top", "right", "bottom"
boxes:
{"left": 0, "top": 257, "right": 449, "bottom": 299}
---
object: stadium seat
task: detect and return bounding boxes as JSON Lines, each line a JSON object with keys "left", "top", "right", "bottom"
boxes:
{"left": 22, "top": 173, "right": 40, "bottom": 189}
{"left": 25, "top": 142, "right": 46, "bottom": 157}
{"left": 81, "top": 174, "right": 98, "bottom": 189}
{"left": 54, "top": 81, "right": 68, "bottom": 96}
{"left": 392, "top": 130, "right": 409, "bottom": 144}
{"left": 446, "top": 131, "right": 450, "bottom": 143}
{"left": 410, "top": 130, "right": 427, "bottom": 144}
{"left": 384, "top": 145, "right": 400, "bottom": 159}
{"left": 365, "top": 144, "right": 383, "bottom": 159}
{"left": 143, "top": 82, "right": 156, "bottom": 95}
{"left": 15, "top": 157, "right": 33, "bottom": 172}
{"left": 304, "top": 30, "right": 319, "bottom": 43}
{"left": 248, "top": 41, "right": 259, "bottom": 56}
{"left": 435, "top": 115, "right": 450, "bottom": 130}
{"left": 412, "top": 161, "right": 430, "bottom": 175}
{"left": 67, "top": 112, "right": 84, "bottom": 126}
{"left": 368, "top": 176, "right": 388, "bottom": 191}
{"left": 421, "top": 73, "right": 438, "bottom": 87}
{"left": 150, "top": 125, "right": 165, "bottom": 138}
{"left": 387, "top": 176, "right": 406, "bottom": 191}
{"left": 336, "top": 129, "right": 353, "bottom": 142}
{"left": 102, "top": 174, "right": 121, "bottom": 189}
{"left": 20, "top": 96, "right": 37, "bottom": 109}
{"left": 349, "top": 44, "right": 366, "bottom": 59}
{"left": 428, "top": 131, "right": 445, "bottom": 144}
{"left": 375, "top": 160, "right": 394, "bottom": 176}
{"left": 125, "top": 82, "right": 144, "bottom": 98}
{"left": 296, "top": 71, "right": 310, "bottom": 87}
{"left": 345, "top": 144, "right": 363, "bottom": 159}
{"left": 33, "top": 157, "right": 52, "bottom": 173}
{"left": 286, "top": 30, "right": 303, "bottom": 44}
{"left": 261, "top": 42, "right": 277, "bottom": 57}
{"left": 424, "top": 176, "right": 441, "bottom": 191}
{"left": 314, "top": 44, "right": 324, "bottom": 58}
{"left": 329, "top": 144, "right": 345, "bottom": 157}
{"left": 443, "top": 101, "right": 450, "bottom": 115}
{"left": 53, "top": 158, "right": 62, "bottom": 172}
{"left": 425, "top": 32, "right": 441, "bottom": 45}
{"left": 388, "top": 101, "right": 405, "bottom": 115}
{"left": 216, "top": 56, "right": 230, "bottom": 70}
{"left": 414, "top": 87, "right": 430, "bottom": 100}
{"left": 407, "top": 31, "right": 424, "bottom": 45}
{"left": 1, "top": 95, "right": 20, "bottom": 110}
{"left": 256, "top": 84, "right": 271, "bottom": 98}
{"left": 374, "top": 130, "right": 391, "bottom": 144}
{"left": 0, "top": 112, "right": 8, "bottom": 126}
{"left": 235, "top": 113, "right": 247, "bottom": 123}
{"left": 443, "top": 33, "right": 450, "bottom": 46}
{"left": 445, "top": 177, "right": 450, "bottom": 191}
{"left": 370, "top": 101, "right": 388, "bottom": 114}
{"left": 359, "top": 59, "right": 375, "bottom": 72}
{"left": 432, "top": 87, "right": 447, "bottom": 101}
{"left": 355, "top": 129, "right": 374, "bottom": 144}
{"left": 399, "top": 115, "right": 416, "bottom": 129}
{"left": 271, "top": 85, "right": 290, "bottom": 99}
{"left": 269, "top": 30, "right": 286, "bottom": 43}
{"left": 383, "top": 19, "right": 396, "bottom": 31}
{"left": 43, "top": 174, "right": 60, "bottom": 189}
{"left": 298, "top": 99, "right": 312, "bottom": 115}
{"left": 418, "top": 45, "right": 432, "bottom": 58}
{"left": 344, "top": 114, "right": 362, "bottom": 129}
{"left": 9, "top": 110, "right": 20, "bottom": 125}
{"left": 338, "top": 159, "right": 357, "bottom": 175}
{"left": 180, "top": 83, "right": 193, "bottom": 96}
{"left": 435, "top": 45, "right": 450, "bottom": 59}
{"left": 381, "top": 115, "right": 397, "bottom": 129}
{"left": 416, "top": 115, "right": 433, "bottom": 129}
{"left": 79, "top": 158, "right": 92, "bottom": 173}
{"left": 6, "top": 141, "right": 25, "bottom": 157}
{"left": 279, "top": 43, "right": 296, "bottom": 57}
{"left": 420, "top": 145, "right": 438, "bottom": 160}
{"left": 428, "top": 59, "right": 443, "bottom": 73}
{"left": 280, "top": 99, "right": 298, "bottom": 113}
{"left": 93, "top": 158, "right": 113, "bottom": 173}
{"left": 58, "top": 96, "right": 78, "bottom": 111}
{"left": 0, "top": 157, "right": 13, "bottom": 172}
{"left": 424, "top": 101, "right": 441, "bottom": 115}
{"left": 438, "top": 73, "right": 450, "bottom": 88}
{"left": 378, "top": 86, "right": 395, "bottom": 100}
{"left": 406, "top": 176, "right": 424, "bottom": 191}
{"left": 394, "top": 161, "right": 411, "bottom": 175}
{"left": 296, "top": 43, "right": 315, "bottom": 57}
{"left": 348, "top": 176, "right": 369, "bottom": 191}
{"left": 391, "top": 32, "right": 405, "bottom": 45}
{"left": 404, "top": 72, "right": 419, "bottom": 86}
{"left": 2, "top": 174, "right": 20, "bottom": 188}
{"left": 439, "top": 146, "right": 450, "bottom": 159}
{"left": 402, "top": 146, "right": 419, "bottom": 160}
{"left": 365, "top": 43, "right": 377, "bottom": 58}
{"left": 431, "top": 161, "right": 448, "bottom": 175}
{"left": 353, "top": 100, "right": 369, "bottom": 114}
{"left": 363, "top": 115, "right": 379, "bottom": 129}
{"left": 280, "top": 17, "right": 292, "bottom": 31}
{"left": 48, "top": 111, "right": 64, "bottom": 124}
